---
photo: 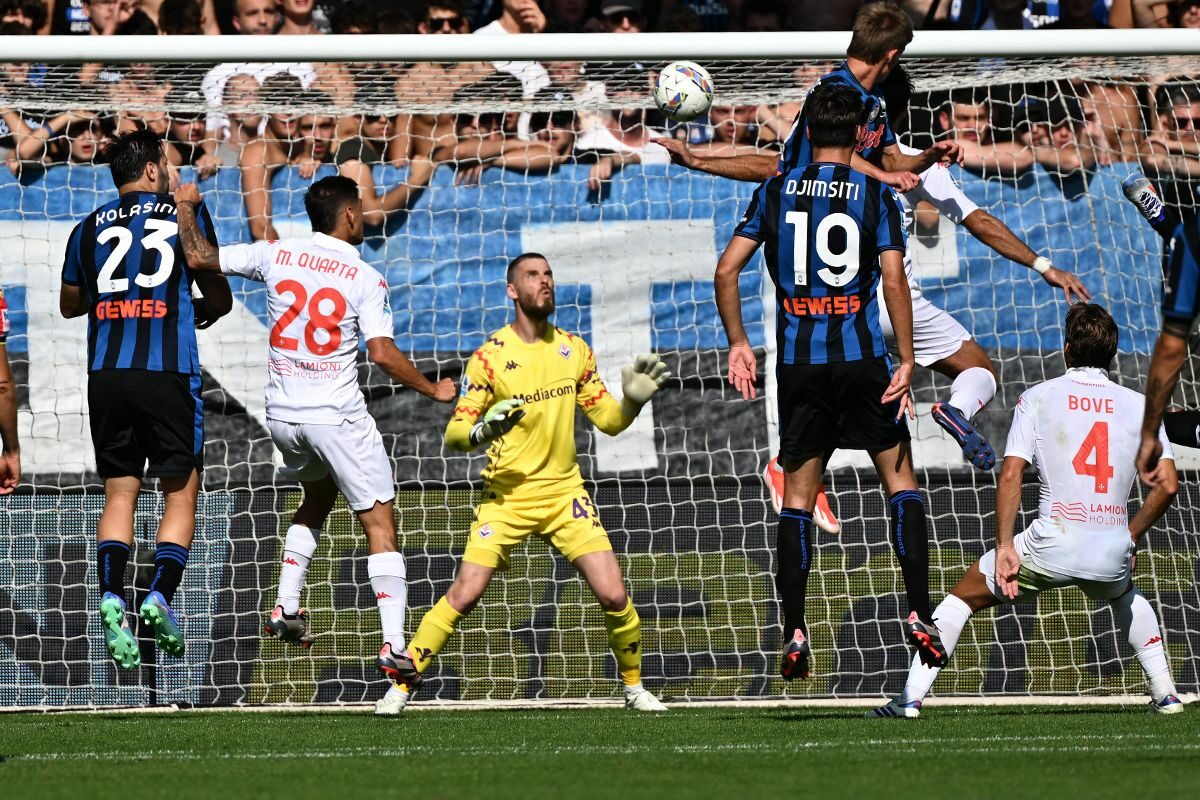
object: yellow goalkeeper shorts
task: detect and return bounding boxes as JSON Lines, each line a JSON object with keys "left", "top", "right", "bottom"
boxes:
{"left": 463, "top": 487, "right": 613, "bottom": 570}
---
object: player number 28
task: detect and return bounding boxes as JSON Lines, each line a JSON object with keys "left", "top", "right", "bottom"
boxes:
{"left": 95, "top": 220, "right": 179, "bottom": 293}
{"left": 270, "top": 279, "right": 348, "bottom": 356}
{"left": 785, "top": 211, "right": 861, "bottom": 288}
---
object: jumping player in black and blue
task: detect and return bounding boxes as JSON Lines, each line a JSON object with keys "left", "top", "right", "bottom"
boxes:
{"left": 715, "top": 81, "right": 948, "bottom": 681}
{"left": 1123, "top": 173, "right": 1200, "bottom": 485}
{"left": 60, "top": 130, "right": 232, "bottom": 670}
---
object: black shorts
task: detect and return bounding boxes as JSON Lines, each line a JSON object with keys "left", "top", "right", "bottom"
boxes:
{"left": 777, "top": 357, "right": 910, "bottom": 465}
{"left": 88, "top": 369, "right": 204, "bottom": 480}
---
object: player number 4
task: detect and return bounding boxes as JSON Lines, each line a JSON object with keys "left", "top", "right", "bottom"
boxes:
{"left": 1072, "top": 420, "right": 1114, "bottom": 494}
{"left": 785, "top": 210, "right": 861, "bottom": 288}
{"left": 270, "top": 279, "right": 348, "bottom": 356}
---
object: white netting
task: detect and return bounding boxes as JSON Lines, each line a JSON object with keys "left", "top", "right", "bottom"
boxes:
{"left": 2, "top": 41, "right": 1199, "bottom": 707}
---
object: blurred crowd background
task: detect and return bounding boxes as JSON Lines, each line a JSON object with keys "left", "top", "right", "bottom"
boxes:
{"left": 2, "top": 0, "right": 1200, "bottom": 239}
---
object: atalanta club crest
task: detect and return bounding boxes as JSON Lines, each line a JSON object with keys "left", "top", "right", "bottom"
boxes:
{"left": 559, "top": 344, "right": 572, "bottom": 359}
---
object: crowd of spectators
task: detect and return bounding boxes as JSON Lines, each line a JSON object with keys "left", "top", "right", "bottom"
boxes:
{"left": 1, "top": 0, "right": 1200, "bottom": 239}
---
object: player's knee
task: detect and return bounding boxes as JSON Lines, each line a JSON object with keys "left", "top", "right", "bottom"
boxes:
{"left": 595, "top": 585, "right": 629, "bottom": 612}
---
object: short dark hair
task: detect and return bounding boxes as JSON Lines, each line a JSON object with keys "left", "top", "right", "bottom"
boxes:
{"left": 846, "top": 1, "right": 913, "bottom": 65}
{"left": 1064, "top": 303, "right": 1118, "bottom": 369}
{"left": 805, "top": 82, "right": 863, "bottom": 149}
{"left": 330, "top": 0, "right": 378, "bottom": 33}
{"left": 106, "top": 129, "right": 165, "bottom": 187}
{"left": 0, "top": 0, "right": 48, "bottom": 31}
{"left": 304, "top": 175, "right": 360, "bottom": 234}
{"left": 158, "top": 0, "right": 202, "bottom": 35}
{"left": 878, "top": 64, "right": 912, "bottom": 127}
{"left": 506, "top": 252, "right": 547, "bottom": 283}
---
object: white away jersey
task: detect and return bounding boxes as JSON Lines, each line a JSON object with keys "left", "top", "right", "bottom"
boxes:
{"left": 1004, "top": 367, "right": 1173, "bottom": 580}
{"left": 219, "top": 233, "right": 393, "bottom": 424}
{"left": 897, "top": 143, "right": 979, "bottom": 285}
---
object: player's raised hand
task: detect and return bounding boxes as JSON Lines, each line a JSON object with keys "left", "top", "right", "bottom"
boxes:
{"left": 0, "top": 448, "right": 20, "bottom": 494}
{"left": 994, "top": 545, "right": 1021, "bottom": 600}
{"left": 880, "top": 170, "right": 919, "bottom": 192}
{"left": 727, "top": 342, "right": 758, "bottom": 401}
{"left": 1041, "top": 265, "right": 1091, "bottom": 304}
{"left": 927, "top": 139, "right": 965, "bottom": 166}
{"left": 175, "top": 182, "right": 202, "bottom": 206}
{"left": 881, "top": 362, "right": 916, "bottom": 420}
{"left": 621, "top": 354, "right": 671, "bottom": 406}
{"left": 655, "top": 137, "right": 699, "bottom": 169}
{"left": 431, "top": 378, "right": 457, "bottom": 403}
{"left": 470, "top": 398, "right": 526, "bottom": 446}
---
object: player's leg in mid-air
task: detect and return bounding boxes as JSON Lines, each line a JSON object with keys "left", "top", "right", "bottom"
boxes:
{"left": 91, "top": 370, "right": 206, "bottom": 668}
{"left": 263, "top": 419, "right": 411, "bottom": 686}
{"left": 878, "top": 285, "right": 999, "bottom": 471}
{"left": 869, "top": 536, "right": 1183, "bottom": 718}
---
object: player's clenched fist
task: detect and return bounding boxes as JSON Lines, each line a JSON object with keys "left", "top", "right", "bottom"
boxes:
{"left": 469, "top": 398, "right": 526, "bottom": 447}
{"left": 175, "top": 182, "right": 202, "bottom": 206}
{"left": 621, "top": 353, "right": 671, "bottom": 408}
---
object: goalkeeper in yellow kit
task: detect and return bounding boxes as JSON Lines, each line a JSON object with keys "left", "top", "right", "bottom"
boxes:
{"left": 375, "top": 253, "right": 672, "bottom": 715}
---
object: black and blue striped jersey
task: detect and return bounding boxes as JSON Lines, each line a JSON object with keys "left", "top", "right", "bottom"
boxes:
{"left": 735, "top": 161, "right": 907, "bottom": 365}
{"left": 777, "top": 62, "right": 896, "bottom": 175}
{"left": 1162, "top": 215, "right": 1200, "bottom": 327}
{"left": 62, "top": 192, "right": 215, "bottom": 375}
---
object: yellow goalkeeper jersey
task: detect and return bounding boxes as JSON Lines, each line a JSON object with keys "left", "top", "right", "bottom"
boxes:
{"left": 445, "top": 324, "right": 634, "bottom": 497}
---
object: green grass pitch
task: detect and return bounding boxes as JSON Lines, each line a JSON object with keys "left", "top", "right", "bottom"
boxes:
{"left": 2, "top": 705, "right": 1198, "bottom": 799}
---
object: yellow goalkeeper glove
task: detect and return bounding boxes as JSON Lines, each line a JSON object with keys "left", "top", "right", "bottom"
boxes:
{"left": 469, "top": 398, "right": 526, "bottom": 447}
{"left": 621, "top": 354, "right": 671, "bottom": 410}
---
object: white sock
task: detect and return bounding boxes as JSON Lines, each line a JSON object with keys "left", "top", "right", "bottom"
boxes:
{"left": 1111, "top": 588, "right": 1177, "bottom": 702}
{"left": 276, "top": 524, "right": 320, "bottom": 615}
{"left": 900, "top": 594, "right": 973, "bottom": 704}
{"left": 624, "top": 681, "right": 644, "bottom": 696}
{"left": 947, "top": 367, "right": 997, "bottom": 421}
{"left": 368, "top": 552, "right": 409, "bottom": 652}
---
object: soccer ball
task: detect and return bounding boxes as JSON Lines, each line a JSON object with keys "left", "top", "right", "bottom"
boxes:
{"left": 653, "top": 61, "right": 715, "bottom": 122}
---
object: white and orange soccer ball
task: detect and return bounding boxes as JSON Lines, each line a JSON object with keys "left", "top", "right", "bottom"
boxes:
{"left": 653, "top": 61, "right": 715, "bottom": 122}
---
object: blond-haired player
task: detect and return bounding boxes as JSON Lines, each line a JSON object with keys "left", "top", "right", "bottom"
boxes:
{"left": 376, "top": 252, "right": 671, "bottom": 714}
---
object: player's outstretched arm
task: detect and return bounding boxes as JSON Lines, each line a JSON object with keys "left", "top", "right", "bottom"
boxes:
{"left": 1130, "top": 451, "right": 1178, "bottom": 544}
{"left": 879, "top": 249, "right": 916, "bottom": 420}
{"left": 174, "top": 183, "right": 220, "bottom": 272}
{"left": 656, "top": 138, "right": 776, "bottom": 183}
{"left": 884, "top": 140, "right": 964, "bottom": 175}
{"left": 365, "top": 337, "right": 455, "bottom": 403}
{"left": 715, "top": 235, "right": 761, "bottom": 401}
{"left": 961, "top": 210, "right": 1090, "bottom": 303}
{"left": 1139, "top": 329, "right": 1190, "bottom": 485}
{"left": 174, "top": 183, "right": 234, "bottom": 327}
{"left": 993, "top": 455, "right": 1027, "bottom": 601}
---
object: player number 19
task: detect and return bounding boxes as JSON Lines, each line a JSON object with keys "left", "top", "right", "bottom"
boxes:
{"left": 785, "top": 211, "right": 861, "bottom": 288}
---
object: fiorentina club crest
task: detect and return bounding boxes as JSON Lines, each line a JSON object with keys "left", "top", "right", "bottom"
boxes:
{"left": 559, "top": 344, "right": 571, "bottom": 359}
{"left": 478, "top": 524, "right": 494, "bottom": 538}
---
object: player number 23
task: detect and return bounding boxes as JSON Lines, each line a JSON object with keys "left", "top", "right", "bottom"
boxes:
{"left": 95, "top": 219, "right": 178, "bottom": 293}
{"left": 785, "top": 211, "right": 861, "bottom": 288}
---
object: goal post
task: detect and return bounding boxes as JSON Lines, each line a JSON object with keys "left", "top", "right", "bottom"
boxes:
{"left": 0, "top": 30, "right": 1198, "bottom": 709}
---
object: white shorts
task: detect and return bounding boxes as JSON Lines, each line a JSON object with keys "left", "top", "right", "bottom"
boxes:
{"left": 978, "top": 531, "right": 1133, "bottom": 604}
{"left": 267, "top": 416, "right": 395, "bottom": 511}
{"left": 877, "top": 284, "right": 972, "bottom": 368}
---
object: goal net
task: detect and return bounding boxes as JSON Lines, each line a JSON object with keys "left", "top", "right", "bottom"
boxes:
{"left": 2, "top": 31, "right": 1198, "bottom": 708}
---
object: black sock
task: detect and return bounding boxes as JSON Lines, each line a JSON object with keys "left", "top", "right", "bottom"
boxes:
{"left": 148, "top": 543, "right": 189, "bottom": 604}
{"left": 97, "top": 540, "right": 130, "bottom": 599}
{"left": 888, "top": 490, "right": 931, "bottom": 623}
{"left": 1163, "top": 410, "right": 1200, "bottom": 449}
{"left": 776, "top": 507, "right": 814, "bottom": 642}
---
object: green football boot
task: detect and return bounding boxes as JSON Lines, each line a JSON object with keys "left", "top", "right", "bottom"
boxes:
{"left": 140, "top": 591, "right": 185, "bottom": 657}
{"left": 99, "top": 592, "right": 140, "bottom": 670}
